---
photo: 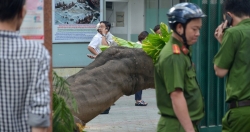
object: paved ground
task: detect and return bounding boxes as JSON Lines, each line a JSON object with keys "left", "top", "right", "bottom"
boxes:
{"left": 84, "top": 89, "right": 160, "bottom": 132}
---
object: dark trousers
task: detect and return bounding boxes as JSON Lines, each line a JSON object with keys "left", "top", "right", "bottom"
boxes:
{"left": 135, "top": 90, "right": 142, "bottom": 100}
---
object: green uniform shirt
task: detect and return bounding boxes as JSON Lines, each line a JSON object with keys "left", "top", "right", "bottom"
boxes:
{"left": 214, "top": 19, "right": 250, "bottom": 102}
{"left": 154, "top": 37, "right": 204, "bottom": 121}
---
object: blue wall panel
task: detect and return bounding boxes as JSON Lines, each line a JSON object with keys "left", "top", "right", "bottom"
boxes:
{"left": 52, "top": 43, "right": 93, "bottom": 67}
{"left": 131, "top": 34, "right": 138, "bottom": 42}
{"left": 145, "top": 8, "right": 158, "bottom": 32}
{"left": 158, "top": 8, "right": 169, "bottom": 25}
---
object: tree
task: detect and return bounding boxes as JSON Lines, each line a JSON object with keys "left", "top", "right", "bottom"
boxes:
{"left": 66, "top": 23, "right": 171, "bottom": 129}
{"left": 66, "top": 46, "right": 155, "bottom": 125}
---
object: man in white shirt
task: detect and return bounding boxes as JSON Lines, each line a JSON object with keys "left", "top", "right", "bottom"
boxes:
{"left": 88, "top": 21, "right": 114, "bottom": 59}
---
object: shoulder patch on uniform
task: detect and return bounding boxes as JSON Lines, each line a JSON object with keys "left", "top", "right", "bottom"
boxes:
{"left": 172, "top": 44, "right": 180, "bottom": 54}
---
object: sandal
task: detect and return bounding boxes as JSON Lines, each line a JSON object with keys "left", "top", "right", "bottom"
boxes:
{"left": 135, "top": 100, "right": 148, "bottom": 106}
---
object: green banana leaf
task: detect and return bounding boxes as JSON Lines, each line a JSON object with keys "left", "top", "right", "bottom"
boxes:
{"left": 100, "top": 22, "right": 172, "bottom": 64}
{"left": 142, "top": 22, "right": 172, "bottom": 63}
{"left": 100, "top": 45, "right": 110, "bottom": 51}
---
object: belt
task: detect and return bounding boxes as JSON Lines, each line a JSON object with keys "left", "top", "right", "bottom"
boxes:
{"left": 229, "top": 100, "right": 250, "bottom": 109}
{"left": 161, "top": 114, "right": 200, "bottom": 125}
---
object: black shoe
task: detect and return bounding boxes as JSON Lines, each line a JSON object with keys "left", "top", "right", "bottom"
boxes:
{"left": 100, "top": 107, "right": 110, "bottom": 114}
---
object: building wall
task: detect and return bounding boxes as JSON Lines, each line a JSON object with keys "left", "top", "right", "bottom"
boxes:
{"left": 145, "top": 0, "right": 178, "bottom": 33}
{"left": 106, "top": 0, "right": 145, "bottom": 42}
{"left": 107, "top": 2, "right": 129, "bottom": 40}
{"left": 53, "top": 0, "right": 145, "bottom": 68}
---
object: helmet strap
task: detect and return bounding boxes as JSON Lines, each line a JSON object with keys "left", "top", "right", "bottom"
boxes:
{"left": 173, "top": 23, "right": 189, "bottom": 49}
{"left": 181, "top": 24, "right": 189, "bottom": 49}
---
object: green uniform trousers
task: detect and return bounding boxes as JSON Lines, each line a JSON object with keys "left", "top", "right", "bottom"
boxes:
{"left": 157, "top": 116, "right": 199, "bottom": 132}
{"left": 222, "top": 106, "right": 250, "bottom": 132}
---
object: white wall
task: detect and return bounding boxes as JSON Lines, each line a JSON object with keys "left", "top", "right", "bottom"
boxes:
{"left": 105, "top": 0, "right": 145, "bottom": 40}
{"left": 107, "top": 2, "right": 128, "bottom": 35}
{"left": 129, "top": 0, "right": 145, "bottom": 34}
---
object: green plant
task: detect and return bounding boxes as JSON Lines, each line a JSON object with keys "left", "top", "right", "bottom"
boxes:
{"left": 142, "top": 22, "right": 172, "bottom": 63}
{"left": 52, "top": 71, "right": 79, "bottom": 132}
{"left": 100, "top": 22, "right": 172, "bottom": 64}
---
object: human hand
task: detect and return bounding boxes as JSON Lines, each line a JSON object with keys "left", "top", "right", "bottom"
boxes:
{"left": 100, "top": 28, "right": 108, "bottom": 36}
{"left": 214, "top": 20, "right": 227, "bottom": 44}
{"left": 87, "top": 54, "right": 96, "bottom": 59}
{"left": 32, "top": 127, "right": 47, "bottom": 132}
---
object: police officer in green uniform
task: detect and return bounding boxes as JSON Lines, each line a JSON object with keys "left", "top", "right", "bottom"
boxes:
{"left": 213, "top": 0, "right": 250, "bottom": 132}
{"left": 154, "top": 3, "right": 206, "bottom": 132}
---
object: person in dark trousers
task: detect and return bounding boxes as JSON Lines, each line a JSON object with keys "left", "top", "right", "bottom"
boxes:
{"left": 154, "top": 3, "right": 206, "bottom": 132}
{"left": 213, "top": 0, "right": 250, "bottom": 131}
{"left": 0, "top": 0, "right": 51, "bottom": 131}
{"left": 135, "top": 31, "right": 149, "bottom": 106}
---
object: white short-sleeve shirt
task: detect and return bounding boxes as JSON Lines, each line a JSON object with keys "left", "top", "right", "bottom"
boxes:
{"left": 88, "top": 32, "right": 114, "bottom": 54}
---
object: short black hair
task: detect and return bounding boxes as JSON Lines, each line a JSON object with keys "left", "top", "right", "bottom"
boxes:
{"left": 0, "top": 0, "right": 26, "bottom": 22}
{"left": 100, "top": 21, "right": 111, "bottom": 31}
{"left": 170, "top": 18, "right": 193, "bottom": 31}
{"left": 138, "top": 31, "right": 149, "bottom": 42}
{"left": 223, "top": 0, "right": 250, "bottom": 17}
{"left": 153, "top": 25, "right": 160, "bottom": 32}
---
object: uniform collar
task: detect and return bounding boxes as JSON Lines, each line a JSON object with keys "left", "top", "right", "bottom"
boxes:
{"left": 170, "top": 37, "right": 190, "bottom": 55}
{"left": 236, "top": 18, "right": 250, "bottom": 26}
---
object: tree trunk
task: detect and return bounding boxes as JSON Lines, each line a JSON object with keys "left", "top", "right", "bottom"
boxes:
{"left": 66, "top": 46, "right": 155, "bottom": 125}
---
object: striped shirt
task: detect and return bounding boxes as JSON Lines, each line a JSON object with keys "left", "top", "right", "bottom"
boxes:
{"left": 0, "top": 30, "right": 51, "bottom": 132}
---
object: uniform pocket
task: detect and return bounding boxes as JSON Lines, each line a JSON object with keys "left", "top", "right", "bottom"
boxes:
{"left": 185, "top": 66, "right": 199, "bottom": 89}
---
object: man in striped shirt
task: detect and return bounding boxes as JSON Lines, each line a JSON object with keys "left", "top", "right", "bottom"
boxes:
{"left": 0, "top": 0, "right": 51, "bottom": 132}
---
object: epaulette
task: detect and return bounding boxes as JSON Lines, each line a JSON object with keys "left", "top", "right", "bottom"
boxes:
{"left": 172, "top": 44, "right": 180, "bottom": 54}
{"left": 181, "top": 45, "right": 189, "bottom": 55}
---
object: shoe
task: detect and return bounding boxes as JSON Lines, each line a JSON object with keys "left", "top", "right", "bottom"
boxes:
{"left": 100, "top": 107, "right": 110, "bottom": 114}
{"left": 135, "top": 100, "right": 148, "bottom": 106}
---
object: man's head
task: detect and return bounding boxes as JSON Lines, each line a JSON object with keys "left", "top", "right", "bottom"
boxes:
{"left": 138, "top": 31, "right": 149, "bottom": 42}
{"left": 153, "top": 25, "right": 161, "bottom": 34}
{"left": 0, "top": 0, "right": 26, "bottom": 31}
{"left": 223, "top": 0, "right": 250, "bottom": 26}
{"left": 223, "top": 0, "right": 250, "bottom": 18}
{"left": 167, "top": 2, "right": 206, "bottom": 46}
{"left": 99, "top": 21, "right": 111, "bottom": 32}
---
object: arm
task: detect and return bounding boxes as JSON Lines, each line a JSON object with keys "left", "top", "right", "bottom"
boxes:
{"left": 88, "top": 35, "right": 100, "bottom": 55}
{"left": 101, "top": 36, "right": 109, "bottom": 46}
{"left": 213, "top": 28, "right": 235, "bottom": 77}
{"left": 214, "top": 65, "right": 228, "bottom": 78}
{"left": 32, "top": 127, "right": 47, "bottom": 132}
{"left": 171, "top": 89, "right": 195, "bottom": 132}
{"left": 27, "top": 48, "right": 50, "bottom": 130}
{"left": 88, "top": 46, "right": 98, "bottom": 55}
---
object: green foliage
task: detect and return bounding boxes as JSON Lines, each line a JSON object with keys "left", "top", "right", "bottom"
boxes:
{"left": 53, "top": 93, "right": 75, "bottom": 132}
{"left": 100, "top": 45, "right": 110, "bottom": 52}
{"left": 53, "top": 71, "right": 79, "bottom": 132}
{"left": 113, "top": 36, "right": 142, "bottom": 48}
{"left": 100, "top": 36, "right": 142, "bottom": 52}
{"left": 53, "top": 71, "right": 78, "bottom": 112}
{"left": 100, "top": 22, "right": 172, "bottom": 64}
{"left": 142, "top": 22, "right": 172, "bottom": 63}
